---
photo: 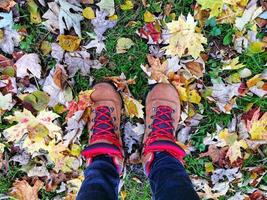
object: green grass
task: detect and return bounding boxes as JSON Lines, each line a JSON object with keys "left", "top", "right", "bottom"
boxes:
{"left": 121, "top": 173, "right": 151, "bottom": 200}
{"left": 0, "top": 166, "right": 25, "bottom": 194}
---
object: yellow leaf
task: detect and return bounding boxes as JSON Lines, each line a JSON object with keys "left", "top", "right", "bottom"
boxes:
{"left": 120, "top": 0, "right": 134, "bottom": 10}
{"left": 162, "top": 14, "right": 207, "bottom": 59}
{"left": 116, "top": 37, "right": 134, "bottom": 54}
{"left": 246, "top": 74, "right": 262, "bottom": 88}
{"left": 248, "top": 41, "right": 265, "bottom": 54}
{"left": 82, "top": 7, "right": 95, "bottom": 19}
{"left": 188, "top": 90, "right": 201, "bottom": 104}
{"left": 58, "top": 35, "right": 81, "bottom": 52}
{"left": 70, "top": 144, "right": 81, "bottom": 156}
{"left": 219, "top": 129, "right": 238, "bottom": 145}
{"left": 197, "top": 0, "right": 224, "bottom": 18}
{"left": 27, "top": 0, "right": 42, "bottom": 24}
{"left": 109, "top": 14, "right": 118, "bottom": 20}
{"left": 176, "top": 86, "right": 201, "bottom": 104}
{"left": 144, "top": 11, "right": 155, "bottom": 23}
{"left": 226, "top": 140, "right": 243, "bottom": 163}
{"left": 120, "top": 190, "right": 127, "bottom": 200}
{"left": 205, "top": 162, "right": 214, "bottom": 173}
{"left": 122, "top": 94, "right": 144, "bottom": 119}
{"left": 250, "top": 112, "right": 267, "bottom": 140}
{"left": 40, "top": 41, "right": 52, "bottom": 56}
{"left": 222, "top": 57, "right": 245, "bottom": 70}
{"left": 177, "top": 86, "right": 188, "bottom": 102}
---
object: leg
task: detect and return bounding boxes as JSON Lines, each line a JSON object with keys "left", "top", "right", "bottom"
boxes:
{"left": 142, "top": 83, "right": 199, "bottom": 200}
{"left": 77, "top": 155, "right": 120, "bottom": 200}
{"left": 149, "top": 152, "right": 199, "bottom": 200}
{"left": 77, "top": 83, "right": 124, "bottom": 200}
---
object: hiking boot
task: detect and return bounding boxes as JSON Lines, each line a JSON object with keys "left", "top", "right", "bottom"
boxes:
{"left": 142, "top": 83, "right": 186, "bottom": 175}
{"left": 81, "top": 82, "right": 124, "bottom": 174}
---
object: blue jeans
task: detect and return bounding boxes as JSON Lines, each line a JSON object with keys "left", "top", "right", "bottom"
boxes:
{"left": 77, "top": 152, "right": 199, "bottom": 200}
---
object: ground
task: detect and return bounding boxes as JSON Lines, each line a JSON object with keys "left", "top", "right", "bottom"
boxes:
{"left": 0, "top": 0, "right": 266, "bottom": 200}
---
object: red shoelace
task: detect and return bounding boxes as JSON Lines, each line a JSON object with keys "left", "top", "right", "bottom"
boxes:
{"left": 146, "top": 105, "right": 176, "bottom": 144}
{"left": 90, "top": 106, "right": 121, "bottom": 147}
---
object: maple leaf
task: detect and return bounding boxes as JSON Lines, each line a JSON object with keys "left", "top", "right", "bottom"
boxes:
{"left": 162, "top": 14, "right": 207, "bottom": 59}
{"left": 10, "top": 180, "right": 43, "bottom": 200}
{"left": 15, "top": 53, "right": 42, "bottom": 79}
{"left": 122, "top": 93, "right": 144, "bottom": 119}
{"left": 249, "top": 112, "right": 267, "bottom": 140}
{"left": 3, "top": 109, "right": 62, "bottom": 143}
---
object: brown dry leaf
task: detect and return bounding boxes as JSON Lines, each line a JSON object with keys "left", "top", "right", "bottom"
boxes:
{"left": 10, "top": 180, "right": 43, "bottom": 200}
{"left": 146, "top": 54, "right": 168, "bottom": 82}
{"left": 200, "top": 144, "right": 229, "bottom": 167}
{"left": 185, "top": 61, "right": 204, "bottom": 78}
{"left": 0, "top": 0, "right": 16, "bottom": 11}
{"left": 104, "top": 74, "right": 135, "bottom": 94}
{"left": 164, "top": 3, "right": 173, "bottom": 16}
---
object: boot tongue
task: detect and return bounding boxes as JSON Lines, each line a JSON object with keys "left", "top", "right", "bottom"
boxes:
{"left": 152, "top": 106, "right": 173, "bottom": 134}
{"left": 93, "top": 107, "right": 115, "bottom": 134}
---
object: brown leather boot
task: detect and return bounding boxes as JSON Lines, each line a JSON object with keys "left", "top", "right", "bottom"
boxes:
{"left": 142, "top": 83, "right": 186, "bottom": 175}
{"left": 81, "top": 82, "right": 124, "bottom": 174}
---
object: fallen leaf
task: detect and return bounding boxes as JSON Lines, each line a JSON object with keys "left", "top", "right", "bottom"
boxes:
{"left": 144, "top": 11, "right": 155, "bottom": 23}
{"left": 185, "top": 61, "right": 204, "bottom": 78}
{"left": 0, "top": 92, "right": 13, "bottom": 111}
{"left": 222, "top": 57, "right": 245, "bottom": 70}
{"left": 162, "top": 14, "right": 207, "bottom": 59}
{"left": 82, "top": 7, "right": 95, "bottom": 19}
{"left": 3, "top": 109, "right": 61, "bottom": 143}
{"left": 58, "top": 0, "right": 84, "bottom": 37}
{"left": 124, "top": 122, "right": 144, "bottom": 153}
{"left": 235, "top": 4, "right": 263, "bottom": 31}
{"left": 120, "top": 0, "right": 134, "bottom": 10}
{"left": 0, "top": 0, "right": 16, "bottom": 11}
{"left": 197, "top": 0, "right": 224, "bottom": 18}
{"left": 249, "top": 112, "right": 267, "bottom": 140}
{"left": 10, "top": 180, "right": 43, "bottom": 200}
{"left": 0, "top": 27, "right": 21, "bottom": 54}
{"left": 23, "top": 90, "right": 50, "bottom": 111}
{"left": 122, "top": 93, "right": 144, "bottom": 119}
{"left": 58, "top": 35, "right": 81, "bottom": 52}
{"left": 43, "top": 64, "right": 73, "bottom": 106}
{"left": 42, "top": 2, "right": 60, "bottom": 33}
{"left": 27, "top": 0, "right": 42, "bottom": 24}
{"left": 0, "top": 11, "right": 13, "bottom": 29}
{"left": 40, "top": 41, "right": 52, "bottom": 55}
{"left": 96, "top": 0, "right": 115, "bottom": 16}
{"left": 15, "top": 53, "right": 42, "bottom": 79}
{"left": 65, "top": 50, "right": 102, "bottom": 77}
{"left": 116, "top": 37, "right": 134, "bottom": 53}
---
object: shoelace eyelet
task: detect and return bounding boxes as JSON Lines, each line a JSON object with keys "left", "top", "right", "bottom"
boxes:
{"left": 152, "top": 107, "right": 157, "bottom": 112}
{"left": 113, "top": 117, "right": 116, "bottom": 121}
{"left": 109, "top": 107, "right": 114, "bottom": 112}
